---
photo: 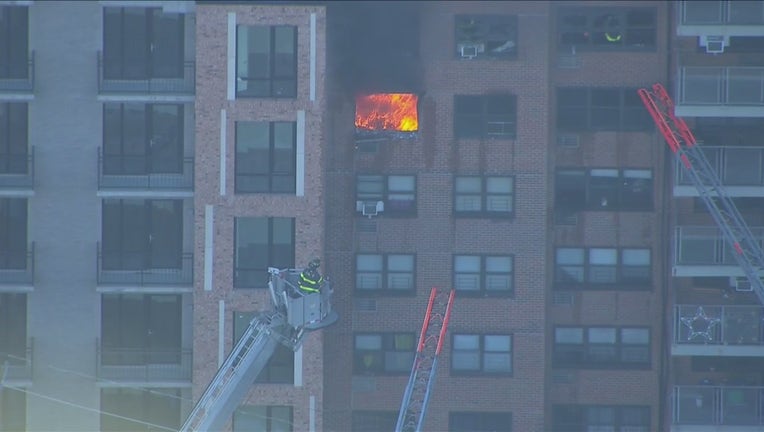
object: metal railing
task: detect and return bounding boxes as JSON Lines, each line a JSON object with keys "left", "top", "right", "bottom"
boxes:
{"left": 97, "top": 51, "right": 195, "bottom": 95}
{"left": 679, "top": 67, "right": 764, "bottom": 106}
{"left": 1, "top": 337, "right": 33, "bottom": 381}
{"left": 0, "top": 51, "right": 34, "bottom": 93}
{"left": 98, "top": 148, "right": 194, "bottom": 191}
{"left": 0, "top": 242, "right": 34, "bottom": 285}
{"left": 96, "top": 339, "right": 191, "bottom": 382}
{"left": 675, "top": 226, "right": 764, "bottom": 266}
{"left": 0, "top": 146, "right": 34, "bottom": 188}
{"left": 676, "top": 146, "right": 764, "bottom": 187}
{"left": 680, "top": 1, "right": 764, "bottom": 25}
{"left": 674, "top": 304, "right": 764, "bottom": 345}
{"left": 97, "top": 243, "right": 193, "bottom": 286}
{"left": 674, "top": 385, "right": 764, "bottom": 426}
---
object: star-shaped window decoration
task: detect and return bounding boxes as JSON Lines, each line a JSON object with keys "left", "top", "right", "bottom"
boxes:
{"left": 680, "top": 306, "right": 721, "bottom": 342}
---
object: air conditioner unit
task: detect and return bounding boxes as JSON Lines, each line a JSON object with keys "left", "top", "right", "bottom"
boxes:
{"left": 731, "top": 276, "right": 754, "bottom": 292}
{"left": 356, "top": 200, "right": 384, "bottom": 218}
{"left": 699, "top": 35, "right": 728, "bottom": 54}
{"left": 557, "top": 133, "right": 580, "bottom": 148}
{"left": 459, "top": 44, "right": 482, "bottom": 59}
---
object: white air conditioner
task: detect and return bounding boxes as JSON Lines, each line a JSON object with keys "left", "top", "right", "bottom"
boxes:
{"left": 731, "top": 276, "right": 754, "bottom": 292}
{"left": 356, "top": 200, "right": 384, "bottom": 217}
{"left": 459, "top": 44, "right": 483, "bottom": 59}
{"left": 699, "top": 35, "right": 728, "bottom": 54}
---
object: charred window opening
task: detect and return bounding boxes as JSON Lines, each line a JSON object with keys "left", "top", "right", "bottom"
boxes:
{"left": 455, "top": 15, "right": 517, "bottom": 59}
{"left": 558, "top": 7, "right": 656, "bottom": 51}
{"left": 355, "top": 93, "right": 419, "bottom": 135}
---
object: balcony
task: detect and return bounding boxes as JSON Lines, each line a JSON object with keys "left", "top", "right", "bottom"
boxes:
{"left": 1, "top": 338, "right": 33, "bottom": 383}
{"left": 674, "top": 385, "right": 764, "bottom": 428}
{"left": 677, "top": 67, "right": 764, "bottom": 117}
{"left": 97, "top": 51, "right": 195, "bottom": 98}
{"left": 674, "top": 226, "right": 764, "bottom": 277}
{"left": 0, "top": 147, "right": 34, "bottom": 191}
{"left": 96, "top": 339, "right": 191, "bottom": 383}
{"left": 673, "top": 305, "right": 764, "bottom": 356}
{"left": 674, "top": 146, "right": 764, "bottom": 197}
{"left": 96, "top": 243, "right": 193, "bottom": 288}
{"left": 97, "top": 148, "right": 193, "bottom": 195}
{"left": 0, "top": 243, "right": 34, "bottom": 287}
{"left": 678, "top": 1, "right": 764, "bottom": 36}
{"left": 0, "top": 51, "right": 34, "bottom": 96}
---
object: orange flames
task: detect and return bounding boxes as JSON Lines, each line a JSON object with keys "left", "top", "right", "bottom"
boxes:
{"left": 355, "top": 93, "right": 419, "bottom": 132}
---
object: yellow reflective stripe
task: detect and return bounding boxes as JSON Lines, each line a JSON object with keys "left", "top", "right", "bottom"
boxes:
{"left": 605, "top": 32, "right": 621, "bottom": 42}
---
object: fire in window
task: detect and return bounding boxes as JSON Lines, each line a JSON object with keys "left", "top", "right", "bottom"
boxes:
{"left": 355, "top": 93, "right": 419, "bottom": 133}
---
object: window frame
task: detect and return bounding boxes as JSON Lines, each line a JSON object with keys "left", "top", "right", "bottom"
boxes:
{"left": 354, "top": 253, "right": 416, "bottom": 296}
{"left": 233, "top": 217, "right": 295, "bottom": 289}
{"left": 555, "top": 168, "right": 654, "bottom": 213}
{"left": 234, "top": 311, "right": 294, "bottom": 384}
{"left": 553, "top": 326, "right": 651, "bottom": 369}
{"left": 557, "top": 6, "right": 657, "bottom": 52}
{"left": 353, "top": 332, "right": 416, "bottom": 376}
{"left": 552, "top": 404, "right": 651, "bottom": 431}
{"left": 236, "top": 25, "right": 297, "bottom": 99}
{"left": 355, "top": 174, "right": 417, "bottom": 217}
{"left": 554, "top": 246, "right": 652, "bottom": 290}
{"left": 0, "top": 102, "right": 27, "bottom": 175}
{"left": 449, "top": 411, "right": 513, "bottom": 432}
{"left": 450, "top": 333, "right": 513, "bottom": 376}
{"left": 233, "top": 405, "right": 293, "bottom": 432}
{"left": 454, "top": 95, "right": 517, "bottom": 139}
{"left": 454, "top": 14, "right": 518, "bottom": 60}
{"left": 454, "top": 175, "right": 515, "bottom": 218}
{"left": 0, "top": 5, "right": 29, "bottom": 80}
{"left": 0, "top": 293, "right": 26, "bottom": 368}
{"left": 556, "top": 87, "right": 653, "bottom": 132}
{"left": 235, "top": 121, "right": 297, "bottom": 194}
{"left": 351, "top": 410, "right": 399, "bottom": 432}
{"left": 453, "top": 254, "right": 514, "bottom": 297}
{"left": 0, "top": 197, "right": 27, "bottom": 270}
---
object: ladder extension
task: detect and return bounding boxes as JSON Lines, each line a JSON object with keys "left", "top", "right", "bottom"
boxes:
{"left": 638, "top": 83, "right": 764, "bottom": 305}
{"left": 395, "top": 287, "right": 456, "bottom": 432}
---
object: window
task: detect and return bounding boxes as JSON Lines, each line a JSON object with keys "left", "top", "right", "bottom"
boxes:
{"left": 354, "top": 333, "right": 415, "bottom": 375}
{"left": 355, "top": 254, "right": 415, "bottom": 294}
{"left": 0, "top": 198, "right": 26, "bottom": 270}
{"left": 455, "top": 15, "right": 517, "bottom": 59}
{"left": 553, "top": 326, "right": 650, "bottom": 368}
{"left": 101, "top": 294, "right": 181, "bottom": 365}
{"left": 233, "top": 406, "right": 293, "bottom": 432}
{"left": 0, "top": 103, "right": 27, "bottom": 175}
{"left": 234, "top": 217, "right": 295, "bottom": 288}
{"left": 555, "top": 169, "right": 653, "bottom": 214}
{"left": 450, "top": 412, "right": 512, "bottom": 432}
{"left": 557, "top": 88, "right": 653, "bottom": 131}
{"left": 103, "top": 104, "right": 183, "bottom": 175}
{"left": 0, "top": 6, "right": 28, "bottom": 79}
{"left": 558, "top": 7, "right": 656, "bottom": 51}
{"left": 0, "top": 293, "right": 26, "bottom": 369}
{"left": 455, "top": 95, "right": 517, "bottom": 139}
{"left": 555, "top": 247, "right": 651, "bottom": 289}
{"left": 101, "top": 388, "right": 181, "bottom": 432}
{"left": 236, "top": 25, "right": 297, "bottom": 98}
{"left": 553, "top": 405, "right": 650, "bottom": 432}
{"left": 351, "top": 411, "right": 398, "bottom": 432}
{"left": 451, "top": 334, "right": 512, "bottom": 375}
{"left": 236, "top": 122, "right": 296, "bottom": 194}
{"left": 234, "top": 312, "right": 293, "bottom": 384}
{"left": 103, "top": 7, "right": 184, "bottom": 79}
{"left": 453, "top": 255, "right": 513, "bottom": 296}
{"left": 454, "top": 176, "right": 514, "bottom": 217}
{"left": 356, "top": 175, "right": 417, "bottom": 216}
{"left": 0, "top": 387, "right": 25, "bottom": 431}
{"left": 101, "top": 199, "right": 183, "bottom": 270}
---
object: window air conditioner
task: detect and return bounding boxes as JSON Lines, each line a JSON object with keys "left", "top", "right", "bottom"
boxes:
{"left": 460, "top": 44, "right": 480, "bottom": 59}
{"left": 699, "top": 35, "right": 728, "bottom": 54}
{"left": 356, "top": 200, "right": 384, "bottom": 217}
{"left": 731, "top": 276, "right": 754, "bottom": 292}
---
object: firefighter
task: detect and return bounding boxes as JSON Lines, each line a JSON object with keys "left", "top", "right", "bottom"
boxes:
{"left": 298, "top": 258, "right": 323, "bottom": 294}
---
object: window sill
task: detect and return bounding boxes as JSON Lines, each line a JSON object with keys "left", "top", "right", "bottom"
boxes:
{"left": 450, "top": 370, "right": 513, "bottom": 377}
{"left": 454, "top": 290, "right": 514, "bottom": 298}
{"left": 553, "top": 283, "right": 652, "bottom": 291}
{"left": 454, "top": 212, "right": 514, "bottom": 219}
{"left": 354, "top": 290, "right": 417, "bottom": 297}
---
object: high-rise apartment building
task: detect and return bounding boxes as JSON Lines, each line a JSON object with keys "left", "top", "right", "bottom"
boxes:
{"left": 2, "top": 1, "right": 764, "bottom": 431}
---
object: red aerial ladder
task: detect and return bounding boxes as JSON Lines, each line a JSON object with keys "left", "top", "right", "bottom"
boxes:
{"left": 395, "top": 287, "right": 456, "bottom": 432}
{"left": 638, "top": 83, "right": 764, "bottom": 305}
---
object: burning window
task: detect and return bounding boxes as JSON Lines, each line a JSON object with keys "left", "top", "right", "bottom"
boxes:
{"left": 355, "top": 93, "right": 419, "bottom": 133}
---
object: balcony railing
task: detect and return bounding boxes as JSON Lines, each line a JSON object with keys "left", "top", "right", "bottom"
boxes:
{"left": 674, "top": 304, "right": 764, "bottom": 345}
{"left": 1, "top": 338, "right": 33, "bottom": 382}
{"left": 0, "top": 243, "right": 34, "bottom": 285}
{"left": 0, "top": 147, "right": 34, "bottom": 189}
{"left": 96, "top": 339, "right": 191, "bottom": 382}
{"left": 674, "top": 226, "right": 764, "bottom": 266}
{"left": 679, "top": 1, "right": 764, "bottom": 25}
{"left": 676, "top": 146, "right": 764, "bottom": 188}
{"left": 97, "top": 243, "right": 193, "bottom": 286}
{"left": 0, "top": 51, "right": 34, "bottom": 93}
{"left": 98, "top": 148, "right": 194, "bottom": 191}
{"left": 97, "top": 51, "right": 195, "bottom": 95}
{"left": 674, "top": 385, "right": 764, "bottom": 426}
{"left": 679, "top": 67, "right": 764, "bottom": 106}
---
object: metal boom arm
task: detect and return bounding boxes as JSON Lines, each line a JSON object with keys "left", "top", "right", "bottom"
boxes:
{"left": 638, "top": 83, "right": 764, "bottom": 305}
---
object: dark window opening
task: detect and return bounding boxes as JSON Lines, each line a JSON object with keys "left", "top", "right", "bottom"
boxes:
{"left": 234, "top": 217, "right": 295, "bottom": 288}
{"left": 557, "top": 88, "right": 653, "bottom": 132}
{"left": 236, "top": 25, "right": 297, "bottom": 98}
{"left": 558, "top": 7, "right": 656, "bottom": 51}
{"left": 455, "top": 95, "right": 517, "bottom": 139}
{"left": 0, "top": 6, "right": 28, "bottom": 79}
{"left": 455, "top": 15, "right": 518, "bottom": 59}
{"left": 235, "top": 121, "right": 296, "bottom": 194}
{"left": 0, "top": 198, "right": 27, "bottom": 269}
